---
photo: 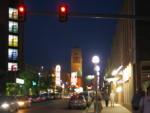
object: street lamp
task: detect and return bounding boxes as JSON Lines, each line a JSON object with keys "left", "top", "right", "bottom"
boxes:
{"left": 41, "top": 66, "right": 44, "bottom": 71}
{"left": 92, "top": 55, "right": 100, "bottom": 113}
{"left": 92, "top": 56, "right": 100, "bottom": 64}
{"left": 38, "top": 72, "right": 41, "bottom": 94}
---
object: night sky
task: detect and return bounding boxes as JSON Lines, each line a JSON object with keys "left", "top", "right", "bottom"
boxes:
{"left": 24, "top": 0, "right": 123, "bottom": 76}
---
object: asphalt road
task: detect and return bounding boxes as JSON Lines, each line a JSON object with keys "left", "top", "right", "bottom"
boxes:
{"left": 16, "top": 98, "right": 87, "bottom": 113}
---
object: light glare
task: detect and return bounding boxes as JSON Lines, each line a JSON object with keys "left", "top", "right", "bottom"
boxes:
{"left": 18, "top": 101, "right": 25, "bottom": 105}
{"left": 92, "top": 56, "right": 100, "bottom": 64}
{"left": 61, "top": 7, "right": 66, "bottom": 12}
{"left": 19, "top": 7, "right": 24, "bottom": 12}
{"left": 2, "top": 103, "right": 9, "bottom": 108}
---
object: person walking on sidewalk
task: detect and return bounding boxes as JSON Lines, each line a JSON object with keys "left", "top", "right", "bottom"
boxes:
{"left": 104, "top": 93, "right": 110, "bottom": 107}
{"left": 131, "top": 86, "right": 145, "bottom": 113}
{"left": 110, "top": 90, "right": 115, "bottom": 107}
{"left": 139, "top": 86, "right": 150, "bottom": 113}
{"left": 97, "top": 92, "right": 103, "bottom": 110}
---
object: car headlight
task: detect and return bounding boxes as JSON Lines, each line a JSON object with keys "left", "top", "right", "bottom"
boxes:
{"left": 1, "top": 103, "right": 9, "bottom": 108}
{"left": 18, "top": 101, "right": 25, "bottom": 105}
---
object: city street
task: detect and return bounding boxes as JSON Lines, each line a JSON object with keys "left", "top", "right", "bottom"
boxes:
{"left": 16, "top": 98, "right": 86, "bottom": 113}
{"left": 0, "top": 2, "right": 149, "bottom": 113}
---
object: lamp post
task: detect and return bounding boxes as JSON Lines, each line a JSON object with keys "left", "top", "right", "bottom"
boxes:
{"left": 38, "top": 72, "right": 41, "bottom": 95}
{"left": 92, "top": 56, "right": 100, "bottom": 113}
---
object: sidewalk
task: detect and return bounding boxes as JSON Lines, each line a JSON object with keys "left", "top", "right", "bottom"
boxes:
{"left": 87, "top": 100, "right": 131, "bottom": 113}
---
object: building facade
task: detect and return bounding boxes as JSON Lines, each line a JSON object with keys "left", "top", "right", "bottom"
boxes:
{"left": 70, "top": 47, "right": 83, "bottom": 92}
{"left": 0, "top": 0, "right": 24, "bottom": 94}
{"left": 104, "top": 0, "right": 150, "bottom": 110}
{"left": 71, "top": 47, "right": 82, "bottom": 78}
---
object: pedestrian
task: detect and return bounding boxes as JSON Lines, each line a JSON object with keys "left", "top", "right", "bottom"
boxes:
{"left": 104, "top": 93, "right": 110, "bottom": 107}
{"left": 138, "top": 86, "right": 150, "bottom": 113}
{"left": 97, "top": 92, "right": 102, "bottom": 101}
{"left": 131, "top": 86, "right": 145, "bottom": 113}
{"left": 110, "top": 90, "right": 115, "bottom": 107}
{"left": 97, "top": 92, "right": 103, "bottom": 111}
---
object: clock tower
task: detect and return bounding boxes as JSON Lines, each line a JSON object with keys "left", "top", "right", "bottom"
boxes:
{"left": 71, "top": 47, "right": 82, "bottom": 77}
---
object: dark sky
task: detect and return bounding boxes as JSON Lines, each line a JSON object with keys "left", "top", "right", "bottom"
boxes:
{"left": 24, "top": 0, "right": 123, "bottom": 75}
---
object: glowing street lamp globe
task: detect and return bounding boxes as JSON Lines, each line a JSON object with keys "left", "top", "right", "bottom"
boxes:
{"left": 92, "top": 56, "right": 100, "bottom": 64}
{"left": 94, "top": 65, "right": 100, "bottom": 71}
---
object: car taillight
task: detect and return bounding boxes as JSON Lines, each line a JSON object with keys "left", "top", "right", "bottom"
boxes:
{"left": 82, "top": 100, "right": 85, "bottom": 103}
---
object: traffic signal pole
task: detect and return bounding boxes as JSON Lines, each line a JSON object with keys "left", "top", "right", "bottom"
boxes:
{"left": 27, "top": 11, "right": 150, "bottom": 20}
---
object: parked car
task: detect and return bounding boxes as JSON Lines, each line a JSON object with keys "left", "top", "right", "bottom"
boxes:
{"left": 39, "top": 95, "right": 46, "bottom": 102}
{"left": 68, "top": 95, "right": 87, "bottom": 109}
{"left": 41, "top": 93, "right": 51, "bottom": 101}
{"left": 79, "top": 92, "right": 92, "bottom": 107}
{"left": 0, "top": 95, "right": 19, "bottom": 112}
{"left": 16, "top": 96, "right": 31, "bottom": 108}
{"left": 49, "top": 93, "right": 55, "bottom": 100}
{"left": 54, "top": 94, "right": 62, "bottom": 99}
{"left": 31, "top": 95, "right": 41, "bottom": 103}
{"left": 28, "top": 95, "right": 41, "bottom": 103}
{"left": 49, "top": 93, "right": 62, "bottom": 99}
{"left": 27, "top": 95, "right": 33, "bottom": 103}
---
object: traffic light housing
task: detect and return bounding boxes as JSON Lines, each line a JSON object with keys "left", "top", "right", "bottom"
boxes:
{"left": 59, "top": 5, "right": 68, "bottom": 22}
{"left": 18, "top": 5, "right": 26, "bottom": 22}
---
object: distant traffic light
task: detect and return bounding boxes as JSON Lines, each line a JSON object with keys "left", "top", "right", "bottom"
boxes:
{"left": 32, "top": 81, "right": 36, "bottom": 85}
{"left": 18, "top": 5, "right": 26, "bottom": 22}
{"left": 59, "top": 5, "right": 68, "bottom": 22}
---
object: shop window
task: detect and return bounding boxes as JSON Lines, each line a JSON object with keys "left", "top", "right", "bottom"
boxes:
{"left": 9, "top": 7, "right": 18, "bottom": 20}
{"left": 8, "top": 62, "right": 18, "bottom": 71}
{"left": 8, "top": 48, "right": 18, "bottom": 60}
{"left": 8, "top": 35, "right": 18, "bottom": 47}
{"left": 9, "top": 21, "right": 18, "bottom": 33}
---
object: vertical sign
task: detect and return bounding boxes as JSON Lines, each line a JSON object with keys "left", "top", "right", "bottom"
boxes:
{"left": 55, "top": 65, "right": 61, "bottom": 86}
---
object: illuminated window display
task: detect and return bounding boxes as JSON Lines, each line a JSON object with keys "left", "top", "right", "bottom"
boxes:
{"left": 8, "top": 35, "right": 18, "bottom": 47}
{"left": 9, "top": 7, "right": 18, "bottom": 20}
{"left": 71, "top": 72, "right": 77, "bottom": 85}
{"left": 9, "top": 21, "right": 18, "bottom": 33}
{"left": 8, "top": 48, "right": 18, "bottom": 60}
{"left": 8, "top": 62, "right": 18, "bottom": 71}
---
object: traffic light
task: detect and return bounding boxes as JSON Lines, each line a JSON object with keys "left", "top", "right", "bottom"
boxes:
{"left": 59, "top": 5, "right": 68, "bottom": 22}
{"left": 18, "top": 5, "right": 26, "bottom": 22}
{"left": 32, "top": 81, "right": 36, "bottom": 85}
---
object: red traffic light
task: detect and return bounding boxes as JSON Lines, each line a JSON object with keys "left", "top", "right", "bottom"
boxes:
{"left": 59, "top": 5, "right": 68, "bottom": 22}
{"left": 18, "top": 6, "right": 25, "bottom": 13}
{"left": 18, "top": 5, "right": 26, "bottom": 22}
{"left": 60, "top": 6, "right": 67, "bottom": 13}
